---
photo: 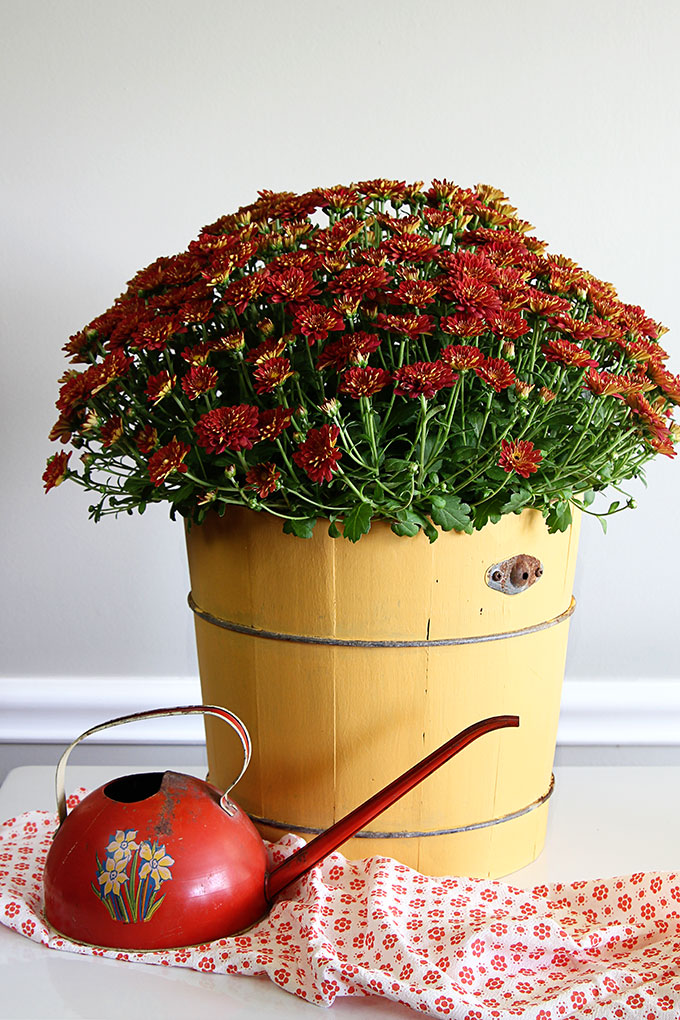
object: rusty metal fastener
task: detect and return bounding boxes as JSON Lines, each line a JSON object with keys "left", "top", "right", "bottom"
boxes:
{"left": 486, "top": 554, "right": 543, "bottom": 595}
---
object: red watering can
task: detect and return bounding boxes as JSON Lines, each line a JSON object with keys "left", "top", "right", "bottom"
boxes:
{"left": 43, "top": 706, "right": 519, "bottom": 951}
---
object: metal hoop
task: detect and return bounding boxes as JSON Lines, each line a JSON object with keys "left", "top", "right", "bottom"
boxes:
{"left": 188, "top": 593, "right": 576, "bottom": 648}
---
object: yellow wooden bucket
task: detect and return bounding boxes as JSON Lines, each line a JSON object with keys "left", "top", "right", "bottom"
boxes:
{"left": 185, "top": 506, "right": 580, "bottom": 878}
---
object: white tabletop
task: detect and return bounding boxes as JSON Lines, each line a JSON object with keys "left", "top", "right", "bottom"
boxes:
{"left": 1, "top": 764, "right": 678, "bottom": 1019}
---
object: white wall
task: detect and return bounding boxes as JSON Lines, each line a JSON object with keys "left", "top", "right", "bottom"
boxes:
{"left": 2, "top": 0, "right": 680, "bottom": 755}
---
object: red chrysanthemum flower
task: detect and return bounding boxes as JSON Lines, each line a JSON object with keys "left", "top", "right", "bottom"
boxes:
{"left": 253, "top": 357, "right": 295, "bottom": 394}
{"left": 148, "top": 437, "right": 191, "bottom": 486}
{"left": 487, "top": 307, "right": 530, "bottom": 340}
{"left": 195, "top": 404, "right": 260, "bottom": 454}
{"left": 177, "top": 296, "right": 214, "bottom": 325}
{"left": 63, "top": 326, "right": 98, "bottom": 364}
{"left": 315, "top": 185, "right": 363, "bottom": 212}
{"left": 439, "top": 313, "right": 487, "bottom": 339}
{"left": 263, "top": 267, "right": 319, "bottom": 304}
{"left": 292, "top": 302, "right": 344, "bottom": 343}
{"left": 182, "top": 365, "right": 218, "bottom": 400}
{"left": 422, "top": 207, "right": 457, "bottom": 229}
{"left": 292, "top": 424, "right": 342, "bottom": 483}
{"left": 145, "top": 371, "right": 176, "bottom": 405}
{"left": 626, "top": 393, "right": 677, "bottom": 457}
{"left": 550, "top": 315, "right": 599, "bottom": 343}
{"left": 201, "top": 241, "right": 258, "bottom": 286}
{"left": 310, "top": 216, "right": 366, "bottom": 253}
{"left": 583, "top": 368, "right": 629, "bottom": 397}
{"left": 338, "top": 366, "right": 392, "bottom": 398}
{"left": 221, "top": 275, "right": 266, "bottom": 315}
{"left": 56, "top": 371, "right": 92, "bottom": 416}
{"left": 648, "top": 364, "right": 680, "bottom": 403}
{"left": 181, "top": 341, "right": 213, "bottom": 366}
{"left": 258, "top": 407, "right": 294, "bottom": 441}
{"left": 316, "top": 332, "right": 382, "bottom": 371}
{"left": 542, "top": 338, "right": 598, "bottom": 369}
{"left": 439, "top": 250, "right": 499, "bottom": 284}
{"left": 355, "top": 178, "right": 407, "bottom": 200}
{"left": 211, "top": 330, "right": 246, "bottom": 353}
{"left": 135, "top": 424, "right": 158, "bottom": 455}
{"left": 394, "top": 361, "right": 457, "bottom": 399}
{"left": 43, "top": 451, "right": 71, "bottom": 493}
{"left": 498, "top": 439, "right": 543, "bottom": 478}
{"left": 100, "top": 416, "right": 124, "bottom": 448}
{"left": 441, "top": 274, "right": 503, "bottom": 319}
{"left": 374, "top": 313, "right": 435, "bottom": 339}
{"left": 475, "top": 357, "right": 516, "bottom": 392}
{"left": 440, "top": 344, "right": 484, "bottom": 370}
{"left": 245, "top": 462, "right": 281, "bottom": 498}
{"left": 525, "top": 289, "right": 572, "bottom": 318}
{"left": 245, "top": 336, "right": 288, "bottom": 364}
{"left": 86, "top": 351, "right": 134, "bottom": 395}
{"left": 615, "top": 303, "right": 663, "bottom": 340}
{"left": 49, "top": 413, "right": 77, "bottom": 444}
{"left": 132, "top": 315, "right": 182, "bottom": 351}
{"left": 328, "top": 265, "right": 391, "bottom": 299}
{"left": 620, "top": 337, "right": 669, "bottom": 365}
{"left": 393, "top": 278, "right": 441, "bottom": 306}
{"left": 383, "top": 235, "right": 440, "bottom": 263}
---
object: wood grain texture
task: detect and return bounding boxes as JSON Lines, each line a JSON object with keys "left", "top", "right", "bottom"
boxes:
{"left": 186, "top": 507, "right": 580, "bottom": 877}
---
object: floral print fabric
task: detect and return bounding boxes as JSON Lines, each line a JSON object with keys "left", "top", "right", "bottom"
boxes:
{"left": 2, "top": 795, "right": 680, "bottom": 1019}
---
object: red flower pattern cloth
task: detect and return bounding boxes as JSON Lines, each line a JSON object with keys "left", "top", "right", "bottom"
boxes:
{"left": 2, "top": 794, "right": 680, "bottom": 1018}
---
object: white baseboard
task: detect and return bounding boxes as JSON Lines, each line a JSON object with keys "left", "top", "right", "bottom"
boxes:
{"left": 0, "top": 677, "right": 205, "bottom": 743}
{"left": 0, "top": 676, "right": 678, "bottom": 746}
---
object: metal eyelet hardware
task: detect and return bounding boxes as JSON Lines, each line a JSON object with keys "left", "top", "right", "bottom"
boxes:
{"left": 486, "top": 554, "right": 543, "bottom": 595}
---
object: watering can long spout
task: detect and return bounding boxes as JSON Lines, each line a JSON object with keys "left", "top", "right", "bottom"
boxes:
{"left": 265, "top": 714, "right": 519, "bottom": 903}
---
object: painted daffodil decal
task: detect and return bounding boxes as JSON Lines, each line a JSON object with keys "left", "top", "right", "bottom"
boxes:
{"left": 92, "top": 830, "right": 174, "bottom": 923}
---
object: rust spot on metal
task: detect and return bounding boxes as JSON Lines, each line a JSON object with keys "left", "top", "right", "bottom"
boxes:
{"left": 156, "top": 772, "right": 192, "bottom": 838}
{"left": 486, "top": 554, "right": 543, "bottom": 595}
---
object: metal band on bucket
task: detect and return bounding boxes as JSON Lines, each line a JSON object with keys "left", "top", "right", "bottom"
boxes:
{"left": 248, "top": 774, "right": 555, "bottom": 839}
{"left": 188, "top": 594, "right": 576, "bottom": 648}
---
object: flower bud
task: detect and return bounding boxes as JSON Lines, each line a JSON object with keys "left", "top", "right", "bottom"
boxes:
{"left": 224, "top": 464, "right": 236, "bottom": 479}
{"left": 257, "top": 318, "right": 275, "bottom": 336}
{"left": 319, "top": 397, "right": 341, "bottom": 417}
{"left": 538, "top": 386, "right": 556, "bottom": 404}
{"left": 502, "top": 341, "right": 516, "bottom": 360}
{"left": 627, "top": 497, "right": 637, "bottom": 509}
{"left": 514, "top": 380, "right": 534, "bottom": 400}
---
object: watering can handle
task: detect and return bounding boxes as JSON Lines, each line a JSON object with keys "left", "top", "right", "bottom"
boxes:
{"left": 54, "top": 705, "right": 252, "bottom": 825}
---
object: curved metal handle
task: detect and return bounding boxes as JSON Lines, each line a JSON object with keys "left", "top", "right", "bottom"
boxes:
{"left": 54, "top": 705, "right": 252, "bottom": 825}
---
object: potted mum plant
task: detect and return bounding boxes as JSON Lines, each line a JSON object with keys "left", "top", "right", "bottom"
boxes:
{"left": 45, "top": 178, "right": 676, "bottom": 877}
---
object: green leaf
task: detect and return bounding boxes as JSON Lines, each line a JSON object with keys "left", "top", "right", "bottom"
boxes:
{"left": 467, "top": 412, "right": 485, "bottom": 438}
{"left": 327, "top": 520, "right": 341, "bottom": 539}
{"left": 473, "top": 505, "right": 502, "bottom": 529}
{"left": 429, "top": 494, "right": 473, "bottom": 534}
{"left": 448, "top": 446, "right": 477, "bottom": 464}
{"left": 599, "top": 516, "right": 608, "bottom": 534}
{"left": 282, "top": 517, "right": 317, "bottom": 539}
{"left": 420, "top": 516, "right": 439, "bottom": 543}
{"left": 582, "top": 488, "right": 596, "bottom": 507}
{"left": 383, "top": 457, "right": 415, "bottom": 475}
{"left": 500, "top": 489, "right": 532, "bottom": 515}
{"left": 342, "top": 502, "right": 373, "bottom": 543}
{"left": 545, "top": 500, "right": 572, "bottom": 532}
{"left": 391, "top": 508, "right": 424, "bottom": 538}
